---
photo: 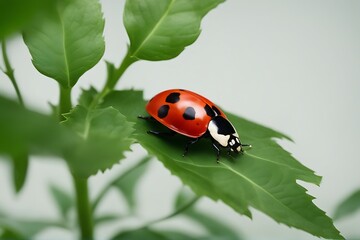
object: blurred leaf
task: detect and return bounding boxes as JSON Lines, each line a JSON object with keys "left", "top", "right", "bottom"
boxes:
{"left": 0, "top": 95, "right": 79, "bottom": 157}
{"left": 94, "top": 213, "right": 122, "bottom": 226}
{"left": 103, "top": 90, "right": 343, "bottom": 239}
{"left": 0, "top": 212, "right": 65, "bottom": 239}
{"left": 0, "top": 228, "right": 23, "bottom": 240}
{"left": 111, "top": 227, "right": 198, "bottom": 240}
{"left": 0, "top": 0, "right": 57, "bottom": 39}
{"left": 11, "top": 149, "right": 29, "bottom": 193}
{"left": 49, "top": 184, "right": 74, "bottom": 220}
{"left": 112, "top": 157, "right": 151, "bottom": 213}
{"left": 23, "top": 0, "right": 105, "bottom": 88}
{"left": 62, "top": 89, "right": 135, "bottom": 178}
{"left": 174, "top": 187, "right": 241, "bottom": 240}
{"left": 333, "top": 189, "right": 360, "bottom": 221}
{"left": 123, "top": 0, "right": 224, "bottom": 61}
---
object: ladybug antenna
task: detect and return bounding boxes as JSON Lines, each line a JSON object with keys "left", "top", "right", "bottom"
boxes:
{"left": 241, "top": 144, "right": 252, "bottom": 150}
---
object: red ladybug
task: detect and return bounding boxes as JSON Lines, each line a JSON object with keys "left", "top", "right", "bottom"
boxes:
{"left": 140, "top": 89, "right": 251, "bottom": 160}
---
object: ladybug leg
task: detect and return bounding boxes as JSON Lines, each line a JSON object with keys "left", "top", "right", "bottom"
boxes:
{"left": 147, "top": 130, "right": 176, "bottom": 137}
{"left": 211, "top": 141, "right": 221, "bottom": 163}
{"left": 183, "top": 138, "right": 200, "bottom": 157}
{"left": 138, "top": 115, "right": 154, "bottom": 120}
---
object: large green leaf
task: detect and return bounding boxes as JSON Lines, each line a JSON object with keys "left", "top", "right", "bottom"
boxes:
{"left": 123, "top": 0, "right": 224, "bottom": 61}
{"left": 62, "top": 89, "right": 135, "bottom": 178}
{"left": 333, "top": 189, "right": 360, "bottom": 221}
{"left": 0, "top": 0, "right": 57, "bottom": 39}
{"left": 23, "top": 0, "right": 105, "bottom": 88}
{"left": 0, "top": 95, "right": 78, "bottom": 157}
{"left": 103, "top": 90, "right": 343, "bottom": 239}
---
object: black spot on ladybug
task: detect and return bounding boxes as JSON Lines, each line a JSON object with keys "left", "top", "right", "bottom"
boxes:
{"left": 183, "top": 107, "right": 196, "bottom": 120}
{"left": 158, "top": 105, "right": 170, "bottom": 118}
{"left": 213, "top": 116, "right": 236, "bottom": 135}
{"left": 212, "top": 106, "right": 221, "bottom": 116}
{"left": 204, "top": 104, "right": 215, "bottom": 117}
{"left": 165, "top": 92, "right": 180, "bottom": 104}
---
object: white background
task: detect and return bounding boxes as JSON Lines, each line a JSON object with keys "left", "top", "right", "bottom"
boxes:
{"left": 1, "top": 0, "right": 360, "bottom": 239}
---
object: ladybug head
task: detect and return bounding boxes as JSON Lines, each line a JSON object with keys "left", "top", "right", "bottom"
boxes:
{"left": 208, "top": 116, "right": 244, "bottom": 153}
{"left": 227, "top": 134, "right": 242, "bottom": 153}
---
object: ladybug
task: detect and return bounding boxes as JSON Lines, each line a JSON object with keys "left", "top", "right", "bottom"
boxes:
{"left": 139, "top": 89, "right": 251, "bottom": 161}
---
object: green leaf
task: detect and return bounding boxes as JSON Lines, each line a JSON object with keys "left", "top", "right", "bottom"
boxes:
{"left": 103, "top": 90, "right": 343, "bottom": 239}
{"left": 174, "top": 188, "right": 241, "bottom": 240}
{"left": 333, "top": 189, "right": 360, "bottom": 221}
{"left": 92, "top": 156, "right": 151, "bottom": 212}
{"left": 112, "top": 157, "right": 151, "bottom": 213}
{"left": 111, "top": 227, "right": 198, "bottom": 240}
{"left": 62, "top": 89, "right": 135, "bottom": 178}
{"left": 23, "top": 0, "right": 105, "bottom": 88}
{"left": 11, "top": 150, "right": 29, "bottom": 193}
{"left": 94, "top": 214, "right": 122, "bottom": 226}
{"left": 0, "top": 211, "right": 65, "bottom": 238}
{"left": 124, "top": 0, "right": 224, "bottom": 61}
{"left": 0, "top": 0, "right": 57, "bottom": 39}
{"left": 49, "top": 184, "right": 74, "bottom": 220}
{"left": 0, "top": 95, "right": 78, "bottom": 157}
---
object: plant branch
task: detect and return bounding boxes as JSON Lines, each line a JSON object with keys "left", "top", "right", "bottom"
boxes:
{"left": 73, "top": 176, "right": 94, "bottom": 240}
{"left": 92, "top": 156, "right": 151, "bottom": 211}
{"left": 58, "top": 85, "right": 93, "bottom": 239}
{"left": 105, "top": 51, "right": 137, "bottom": 92}
{"left": 59, "top": 85, "right": 72, "bottom": 121}
{"left": 1, "top": 39, "right": 24, "bottom": 106}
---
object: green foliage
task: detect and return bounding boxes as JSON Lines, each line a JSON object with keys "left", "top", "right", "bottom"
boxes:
{"left": 174, "top": 187, "right": 241, "bottom": 239}
{"left": 11, "top": 150, "right": 29, "bottom": 193}
{"left": 49, "top": 184, "right": 74, "bottom": 220}
{"left": 0, "top": 96, "right": 78, "bottom": 157}
{"left": 62, "top": 89, "right": 135, "bottom": 178}
{"left": 124, "top": 0, "right": 224, "bottom": 61}
{"left": 334, "top": 189, "right": 360, "bottom": 221}
{"left": 0, "top": 0, "right": 57, "bottom": 39}
{"left": 103, "top": 90, "right": 343, "bottom": 239}
{"left": 0, "top": 211, "right": 65, "bottom": 239}
{"left": 23, "top": 0, "right": 105, "bottom": 88}
{"left": 0, "top": 0, "right": 345, "bottom": 238}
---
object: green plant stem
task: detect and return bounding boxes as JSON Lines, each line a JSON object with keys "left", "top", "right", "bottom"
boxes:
{"left": 58, "top": 85, "right": 94, "bottom": 239}
{"left": 59, "top": 85, "right": 72, "bottom": 121}
{"left": 1, "top": 39, "right": 24, "bottom": 106}
{"left": 104, "top": 51, "right": 137, "bottom": 93}
{"left": 73, "top": 176, "right": 94, "bottom": 240}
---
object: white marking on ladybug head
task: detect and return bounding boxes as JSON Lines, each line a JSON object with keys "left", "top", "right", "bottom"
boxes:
{"left": 208, "top": 120, "right": 230, "bottom": 147}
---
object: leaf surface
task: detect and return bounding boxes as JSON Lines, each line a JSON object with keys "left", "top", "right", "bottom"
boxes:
{"left": 62, "top": 89, "right": 135, "bottom": 178}
{"left": 124, "top": 0, "right": 224, "bottom": 61}
{"left": 0, "top": 0, "right": 57, "bottom": 38}
{"left": 0, "top": 95, "right": 78, "bottom": 157}
{"left": 23, "top": 0, "right": 105, "bottom": 88}
{"left": 103, "top": 90, "right": 343, "bottom": 239}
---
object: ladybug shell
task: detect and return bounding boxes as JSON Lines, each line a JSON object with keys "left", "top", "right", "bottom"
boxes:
{"left": 146, "top": 89, "right": 227, "bottom": 138}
